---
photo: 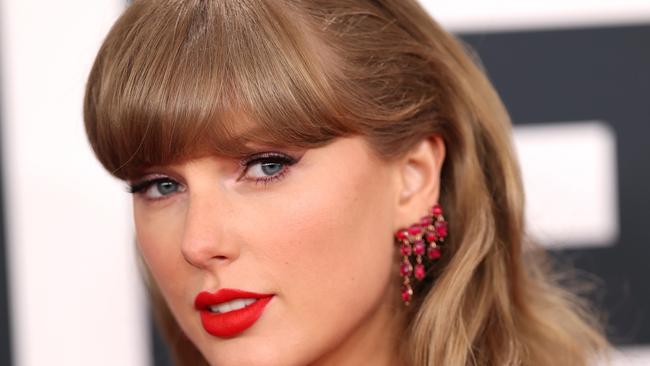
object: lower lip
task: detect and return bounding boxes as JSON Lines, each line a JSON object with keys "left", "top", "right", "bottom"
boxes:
{"left": 199, "top": 296, "right": 273, "bottom": 338}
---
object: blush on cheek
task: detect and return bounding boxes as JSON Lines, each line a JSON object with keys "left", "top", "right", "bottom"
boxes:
{"left": 262, "top": 139, "right": 396, "bottom": 307}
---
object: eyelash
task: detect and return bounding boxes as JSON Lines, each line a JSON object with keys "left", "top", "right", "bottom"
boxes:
{"left": 127, "top": 152, "right": 297, "bottom": 197}
{"left": 127, "top": 177, "right": 175, "bottom": 195}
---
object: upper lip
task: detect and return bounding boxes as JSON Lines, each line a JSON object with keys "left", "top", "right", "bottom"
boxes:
{"left": 194, "top": 288, "right": 274, "bottom": 310}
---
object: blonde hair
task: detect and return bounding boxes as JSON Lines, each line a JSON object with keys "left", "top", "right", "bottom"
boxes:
{"left": 84, "top": 0, "right": 610, "bottom": 365}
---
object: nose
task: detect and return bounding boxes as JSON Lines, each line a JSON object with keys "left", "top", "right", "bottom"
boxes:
{"left": 180, "top": 191, "right": 239, "bottom": 269}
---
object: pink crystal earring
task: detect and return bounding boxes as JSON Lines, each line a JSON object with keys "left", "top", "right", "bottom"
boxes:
{"left": 394, "top": 204, "right": 448, "bottom": 305}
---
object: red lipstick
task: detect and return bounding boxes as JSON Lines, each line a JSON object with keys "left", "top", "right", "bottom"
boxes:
{"left": 194, "top": 289, "right": 274, "bottom": 338}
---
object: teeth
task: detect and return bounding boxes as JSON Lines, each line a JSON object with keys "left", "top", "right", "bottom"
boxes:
{"left": 209, "top": 298, "right": 257, "bottom": 314}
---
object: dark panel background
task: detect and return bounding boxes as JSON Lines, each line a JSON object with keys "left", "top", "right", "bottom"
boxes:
{"left": 0, "top": 173, "right": 12, "bottom": 366}
{"left": 152, "top": 320, "right": 173, "bottom": 366}
{"left": 459, "top": 24, "right": 650, "bottom": 345}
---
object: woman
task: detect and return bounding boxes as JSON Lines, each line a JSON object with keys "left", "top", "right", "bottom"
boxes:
{"left": 83, "top": 0, "right": 609, "bottom": 365}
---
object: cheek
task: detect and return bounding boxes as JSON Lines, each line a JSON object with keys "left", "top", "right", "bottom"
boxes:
{"left": 279, "top": 188, "right": 393, "bottom": 290}
{"left": 252, "top": 149, "right": 397, "bottom": 338}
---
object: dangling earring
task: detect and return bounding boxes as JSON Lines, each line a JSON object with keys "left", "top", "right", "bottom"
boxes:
{"left": 394, "top": 204, "right": 447, "bottom": 305}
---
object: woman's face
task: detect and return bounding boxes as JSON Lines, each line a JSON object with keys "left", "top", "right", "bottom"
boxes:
{"left": 133, "top": 136, "right": 407, "bottom": 365}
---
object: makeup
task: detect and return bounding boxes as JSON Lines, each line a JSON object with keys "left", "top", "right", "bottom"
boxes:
{"left": 194, "top": 289, "right": 274, "bottom": 338}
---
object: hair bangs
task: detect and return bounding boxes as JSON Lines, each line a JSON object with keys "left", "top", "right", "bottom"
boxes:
{"left": 84, "top": 0, "right": 356, "bottom": 180}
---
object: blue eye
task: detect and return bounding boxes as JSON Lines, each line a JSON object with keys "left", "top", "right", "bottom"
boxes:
{"left": 247, "top": 161, "right": 285, "bottom": 177}
{"left": 151, "top": 180, "right": 179, "bottom": 197}
{"left": 128, "top": 177, "right": 183, "bottom": 199}
{"left": 241, "top": 152, "right": 297, "bottom": 185}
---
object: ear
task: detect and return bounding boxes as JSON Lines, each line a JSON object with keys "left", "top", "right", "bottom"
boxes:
{"left": 394, "top": 135, "right": 446, "bottom": 227}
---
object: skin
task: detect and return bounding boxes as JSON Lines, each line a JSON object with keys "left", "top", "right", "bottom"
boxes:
{"left": 132, "top": 135, "right": 445, "bottom": 366}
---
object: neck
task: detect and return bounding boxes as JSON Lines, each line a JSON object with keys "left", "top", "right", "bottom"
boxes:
{"left": 308, "top": 297, "right": 407, "bottom": 366}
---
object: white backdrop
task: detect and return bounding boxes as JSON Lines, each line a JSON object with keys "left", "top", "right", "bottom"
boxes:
{"left": 0, "top": 0, "right": 149, "bottom": 365}
{"left": 422, "top": 0, "right": 650, "bottom": 32}
{"left": 0, "top": 0, "right": 647, "bottom": 365}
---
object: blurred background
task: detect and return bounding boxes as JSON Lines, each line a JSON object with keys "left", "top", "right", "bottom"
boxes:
{"left": 0, "top": 0, "right": 648, "bottom": 365}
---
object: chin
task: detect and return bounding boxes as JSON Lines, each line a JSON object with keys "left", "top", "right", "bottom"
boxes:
{"left": 198, "top": 338, "right": 299, "bottom": 366}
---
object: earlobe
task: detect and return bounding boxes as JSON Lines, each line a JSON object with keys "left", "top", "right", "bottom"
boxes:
{"left": 397, "top": 135, "right": 446, "bottom": 211}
